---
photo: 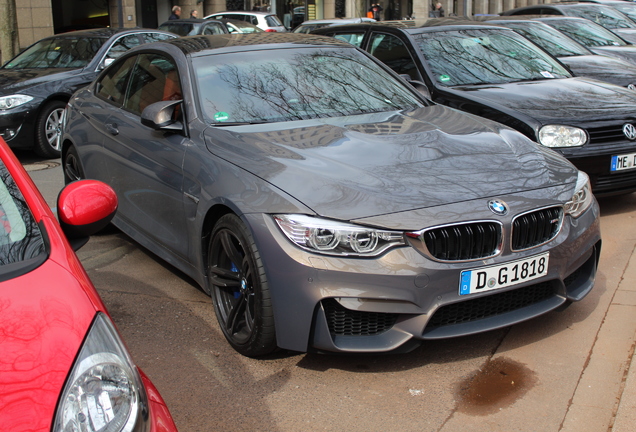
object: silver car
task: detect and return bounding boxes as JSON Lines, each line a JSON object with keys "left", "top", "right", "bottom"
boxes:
{"left": 60, "top": 34, "right": 601, "bottom": 357}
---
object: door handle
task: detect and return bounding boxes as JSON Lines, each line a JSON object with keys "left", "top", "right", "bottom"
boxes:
{"left": 105, "top": 123, "right": 119, "bottom": 135}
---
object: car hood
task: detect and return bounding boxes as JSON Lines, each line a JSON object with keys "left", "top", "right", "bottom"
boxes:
{"left": 451, "top": 77, "right": 636, "bottom": 125}
{"left": 589, "top": 46, "right": 636, "bottom": 66}
{"left": 0, "top": 257, "right": 97, "bottom": 431}
{"left": 559, "top": 54, "right": 636, "bottom": 87}
{"left": 0, "top": 68, "right": 83, "bottom": 94}
{"left": 205, "top": 105, "right": 577, "bottom": 221}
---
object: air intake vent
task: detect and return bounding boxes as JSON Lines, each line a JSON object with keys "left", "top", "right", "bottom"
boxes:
{"left": 322, "top": 299, "right": 398, "bottom": 336}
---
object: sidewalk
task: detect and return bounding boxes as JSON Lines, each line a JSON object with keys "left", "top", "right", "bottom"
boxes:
{"left": 561, "top": 245, "right": 636, "bottom": 432}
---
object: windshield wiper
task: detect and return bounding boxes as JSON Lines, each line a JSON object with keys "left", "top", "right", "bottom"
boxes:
{"left": 211, "top": 121, "right": 268, "bottom": 127}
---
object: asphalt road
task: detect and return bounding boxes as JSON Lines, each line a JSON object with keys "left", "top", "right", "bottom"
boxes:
{"left": 20, "top": 151, "right": 636, "bottom": 432}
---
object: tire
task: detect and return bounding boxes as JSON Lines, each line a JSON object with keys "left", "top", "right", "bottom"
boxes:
{"left": 63, "top": 145, "right": 85, "bottom": 185}
{"left": 34, "top": 100, "right": 66, "bottom": 158}
{"left": 208, "top": 214, "right": 277, "bottom": 357}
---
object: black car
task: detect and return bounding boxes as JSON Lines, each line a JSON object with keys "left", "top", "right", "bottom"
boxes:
{"left": 501, "top": 2, "right": 636, "bottom": 43}
{"left": 0, "top": 28, "right": 175, "bottom": 157}
{"left": 157, "top": 18, "right": 263, "bottom": 36}
{"left": 312, "top": 21, "right": 636, "bottom": 195}
{"left": 484, "top": 18, "right": 636, "bottom": 88}
{"left": 535, "top": 16, "right": 636, "bottom": 65}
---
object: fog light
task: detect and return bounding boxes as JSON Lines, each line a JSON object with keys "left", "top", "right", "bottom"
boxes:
{"left": 0, "top": 127, "right": 19, "bottom": 141}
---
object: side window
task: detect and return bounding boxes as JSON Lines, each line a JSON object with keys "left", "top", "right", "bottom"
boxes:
{"left": 96, "top": 55, "right": 138, "bottom": 106}
{"left": 123, "top": 54, "right": 182, "bottom": 117}
{"left": 368, "top": 33, "right": 418, "bottom": 80}
{"left": 203, "top": 23, "right": 225, "bottom": 35}
{"left": 105, "top": 34, "right": 143, "bottom": 62}
{"left": 332, "top": 32, "right": 365, "bottom": 47}
{"left": 143, "top": 32, "right": 176, "bottom": 42}
{"left": 250, "top": 16, "right": 258, "bottom": 25}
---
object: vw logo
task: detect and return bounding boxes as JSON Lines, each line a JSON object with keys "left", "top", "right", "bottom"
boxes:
{"left": 623, "top": 123, "right": 636, "bottom": 140}
{"left": 488, "top": 199, "right": 508, "bottom": 216}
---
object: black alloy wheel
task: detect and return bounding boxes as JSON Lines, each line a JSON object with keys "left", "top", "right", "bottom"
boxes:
{"left": 35, "top": 100, "right": 66, "bottom": 158}
{"left": 208, "top": 214, "right": 276, "bottom": 357}
{"left": 63, "top": 146, "right": 85, "bottom": 184}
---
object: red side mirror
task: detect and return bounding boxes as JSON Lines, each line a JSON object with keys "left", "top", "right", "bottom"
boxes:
{"left": 57, "top": 180, "right": 117, "bottom": 246}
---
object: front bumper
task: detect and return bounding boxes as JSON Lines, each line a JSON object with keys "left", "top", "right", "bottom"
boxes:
{"left": 245, "top": 187, "right": 601, "bottom": 354}
{"left": 0, "top": 101, "right": 39, "bottom": 149}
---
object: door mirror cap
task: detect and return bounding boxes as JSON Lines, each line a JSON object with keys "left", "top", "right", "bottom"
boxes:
{"left": 141, "top": 99, "right": 184, "bottom": 131}
{"left": 57, "top": 180, "right": 118, "bottom": 250}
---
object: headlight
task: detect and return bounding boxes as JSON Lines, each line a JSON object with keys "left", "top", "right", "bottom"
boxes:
{"left": 564, "top": 171, "right": 593, "bottom": 218}
{"left": 53, "top": 313, "right": 149, "bottom": 432}
{"left": 273, "top": 214, "right": 406, "bottom": 257}
{"left": 538, "top": 125, "right": 587, "bottom": 148}
{"left": 0, "top": 94, "right": 34, "bottom": 110}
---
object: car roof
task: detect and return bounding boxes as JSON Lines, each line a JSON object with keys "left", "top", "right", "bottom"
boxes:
{"left": 159, "top": 33, "right": 356, "bottom": 56}
{"left": 298, "top": 17, "right": 376, "bottom": 25}
{"left": 207, "top": 10, "right": 276, "bottom": 17}
{"left": 311, "top": 19, "right": 507, "bottom": 34}
{"left": 45, "top": 27, "right": 161, "bottom": 39}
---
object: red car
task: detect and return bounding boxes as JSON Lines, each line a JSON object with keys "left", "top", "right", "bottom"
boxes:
{"left": 0, "top": 137, "right": 177, "bottom": 432}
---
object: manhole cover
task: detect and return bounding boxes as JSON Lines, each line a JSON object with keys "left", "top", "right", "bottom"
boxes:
{"left": 23, "top": 161, "right": 60, "bottom": 172}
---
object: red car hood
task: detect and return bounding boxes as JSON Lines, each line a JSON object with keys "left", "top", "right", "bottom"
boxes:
{"left": 0, "top": 216, "right": 100, "bottom": 432}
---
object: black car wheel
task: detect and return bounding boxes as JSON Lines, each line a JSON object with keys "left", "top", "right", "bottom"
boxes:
{"left": 35, "top": 100, "right": 66, "bottom": 158}
{"left": 63, "top": 145, "right": 85, "bottom": 184}
{"left": 208, "top": 214, "right": 276, "bottom": 357}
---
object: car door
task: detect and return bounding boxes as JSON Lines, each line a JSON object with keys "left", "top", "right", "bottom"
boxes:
{"left": 100, "top": 52, "right": 190, "bottom": 260}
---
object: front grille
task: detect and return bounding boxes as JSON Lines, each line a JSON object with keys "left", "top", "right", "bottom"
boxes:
{"left": 595, "top": 170, "right": 636, "bottom": 194}
{"left": 322, "top": 299, "right": 398, "bottom": 336}
{"left": 511, "top": 207, "right": 562, "bottom": 251}
{"left": 422, "top": 222, "right": 501, "bottom": 261}
{"left": 426, "top": 281, "right": 555, "bottom": 328}
{"left": 587, "top": 124, "right": 631, "bottom": 144}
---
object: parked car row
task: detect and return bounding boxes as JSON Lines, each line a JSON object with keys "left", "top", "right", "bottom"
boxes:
{"left": 2, "top": 3, "right": 635, "bottom": 428}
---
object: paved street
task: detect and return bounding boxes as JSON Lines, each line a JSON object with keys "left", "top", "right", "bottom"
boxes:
{"left": 21, "top": 153, "right": 636, "bottom": 432}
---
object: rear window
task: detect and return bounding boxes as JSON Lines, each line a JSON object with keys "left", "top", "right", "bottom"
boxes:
{"left": 0, "top": 160, "right": 46, "bottom": 277}
{"left": 265, "top": 15, "right": 283, "bottom": 27}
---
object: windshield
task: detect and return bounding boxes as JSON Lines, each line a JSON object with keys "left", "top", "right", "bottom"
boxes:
{"left": 612, "top": 3, "right": 636, "bottom": 22}
{"left": 565, "top": 5, "right": 636, "bottom": 29}
{"left": 158, "top": 22, "right": 198, "bottom": 36}
{"left": 413, "top": 29, "right": 571, "bottom": 86}
{"left": 544, "top": 19, "right": 628, "bottom": 47}
{"left": 0, "top": 160, "right": 45, "bottom": 273}
{"left": 3, "top": 37, "right": 107, "bottom": 69}
{"left": 499, "top": 22, "right": 591, "bottom": 57}
{"left": 193, "top": 47, "right": 424, "bottom": 125}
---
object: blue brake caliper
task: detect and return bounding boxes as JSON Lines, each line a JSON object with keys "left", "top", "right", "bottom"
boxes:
{"left": 231, "top": 263, "right": 240, "bottom": 299}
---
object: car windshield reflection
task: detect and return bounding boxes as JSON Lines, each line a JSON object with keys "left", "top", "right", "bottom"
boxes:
{"left": 193, "top": 48, "right": 424, "bottom": 125}
{"left": 414, "top": 29, "right": 571, "bottom": 86}
{"left": 546, "top": 19, "right": 628, "bottom": 47}
{"left": 3, "top": 37, "right": 107, "bottom": 69}
{"left": 500, "top": 22, "right": 590, "bottom": 57}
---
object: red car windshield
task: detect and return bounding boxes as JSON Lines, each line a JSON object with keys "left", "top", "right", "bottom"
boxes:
{"left": 0, "top": 160, "right": 45, "bottom": 272}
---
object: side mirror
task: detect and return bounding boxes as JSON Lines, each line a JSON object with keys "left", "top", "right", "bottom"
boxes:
{"left": 141, "top": 100, "right": 184, "bottom": 131}
{"left": 57, "top": 180, "right": 118, "bottom": 251}
{"left": 399, "top": 75, "right": 431, "bottom": 100}
{"left": 99, "top": 57, "right": 115, "bottom": 70}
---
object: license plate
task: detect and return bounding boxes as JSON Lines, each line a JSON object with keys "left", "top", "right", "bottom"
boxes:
{"left": 459, "top": 252, "right": 549, "bottom": 296}
{"left": 611, "top": 152, "right": 636, "bottom": 172}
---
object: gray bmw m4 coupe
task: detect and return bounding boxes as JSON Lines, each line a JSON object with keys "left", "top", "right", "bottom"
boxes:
{"left": 60, "top": 34, "right": 601, "bottom": 357}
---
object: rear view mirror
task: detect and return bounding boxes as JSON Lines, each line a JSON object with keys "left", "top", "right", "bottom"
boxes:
{"left": 399, "top": 74, "right": 431, "bottom": 100}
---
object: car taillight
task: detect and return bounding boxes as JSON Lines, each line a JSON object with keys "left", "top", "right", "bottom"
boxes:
{"left": 265, "top": 29, "right": 277, "bottom": 32}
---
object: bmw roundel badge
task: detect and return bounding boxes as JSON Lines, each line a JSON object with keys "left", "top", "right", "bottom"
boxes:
{"left": 488, "top": 199, "right": 508, "bottom": 216}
